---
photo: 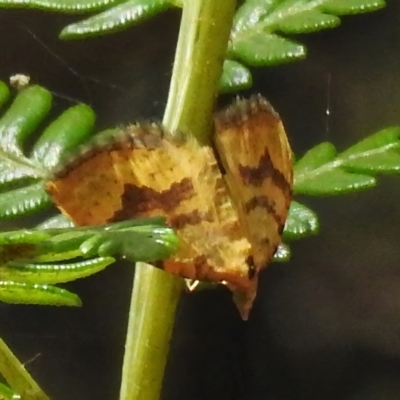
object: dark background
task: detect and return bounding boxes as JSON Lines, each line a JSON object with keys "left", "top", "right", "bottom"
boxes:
{"left": 1, "top": 1, "right": 400, "bottom": 399}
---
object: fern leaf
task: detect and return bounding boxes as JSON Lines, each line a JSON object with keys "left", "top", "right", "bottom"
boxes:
{"left": 0, "top": 219, "right": 178, "bottom": 306}
{"left": 60, "top": 0, "right": 173, "bottom": 39}
{"left": 274, "top": 201, "right": 320, "bottom": 261}
{"left": 0, "top": 79, "right": 181, "bottom": 306}
{"left": 0, "top": 81, "right": 10, "bottom": 109}
{"left": 230, "top": 32, "right": 305, "bottom": 66}
{"left": 0, "top": 382, "right": 18, "bottom": 400}
{"left": 220, "top": 0, "right": 385, "bottom": 90}
{"left": 37, "top": 214, "right": 74, "bottom": 229}
{"left": 0, "top": 218, "right": 178, "bottom": 263}
{"left": 0, "top": 182, "right": 51, "bottom": 218}
{"left": 0, "top": 0, "right": 385, "bottom": 93}
{"left": 0, "top": 82, "right": 96, "bottom": 218}
{"left": 219, "top": 60, "right": 253, "bottom": 93}
{"left": 229, "top": 0, "right": 386, "bottom": 67}
{"left": 0, "top": 85, "right": 52, "bottom": 157}
{"left": 1, "top": 257, "right": 115, "bottom": 284}
{"left": 31, "top": 103, "right": 95, "bottom": 169}
{"left": 294, "top": 127, "right": 400, "bottom": 195}
{"left": 321, "top": 0, "right": 386, "bottom": 14}
{"left": 286, "top": 127, "right": 400, "bottom": 243}
{"left": 283, "top": 200, "right": 319, "bottom": 240}
{"left": 0, "top": 0, "right": 120, "bottom": 12}
{"left": 273, "top": 243, "right": 291, "bottom": 262}
{"left": 277, "top": 10, "right": 340, "bottom": 34}
{"left": 0, "top": 280, "right": 81, "bottom": 306}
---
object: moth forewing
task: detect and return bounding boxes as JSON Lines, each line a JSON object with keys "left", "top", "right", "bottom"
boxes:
{"left": 214, "top": 95, "right": 293, "bottom": 272}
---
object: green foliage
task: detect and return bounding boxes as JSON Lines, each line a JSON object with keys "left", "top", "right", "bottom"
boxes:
{"left": 276, "top": 127, "right": 400, "bottom": 248}
{"left": 229, "top": 0, "right": 385, "bottom": 65}
{"left": 0, "top": 218, "right": 177, "bottom": 306}
{"left": 283, "top": 201, "right": 318, "bottom": 240}
{"left": 0, "top": 381, "right": 19, "bottom": 400}
{"left": 294, "top": 127, "right": 400, "bottom": 195}
{"left": 0, "top": 81, "right": 178, "bottom": 308}
{"left": 0, "top": 0, "right": 121, "bottom": 12}
{"left": 0, "top": 85, "right": 95, "bottom": 218}
{"left": 2, "top": 258, "right": 115, "bottom": 284}
{"left": 0, "top": 0, "right": 386, "bottom": 93}
{"left": 36, "top": 213, "right": 72, "bottom": 229}
{"left": 60, "top": 0, "right": 173, "bottom": 38}
{"left": 273, "top": 243, "right": 291, "bottom": 262}
{"left": 0, "top": 81, "right": 10, "bottom": 107}
{"left": 0, "top": 281, "right": 82, "bottom": 306}
{"left": 277, "top": 127, "right": 400, "bottom": 257}
{"left": 219, "top": 60, "right": 253, "bottom": 94}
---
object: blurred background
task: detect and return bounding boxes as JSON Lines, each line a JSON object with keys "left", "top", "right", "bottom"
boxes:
{"left": 1, "top": 1, "right": 400, "bottom": 399}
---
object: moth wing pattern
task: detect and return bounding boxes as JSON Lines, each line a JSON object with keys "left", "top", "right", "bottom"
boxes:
{"left": 45, "top": 139, "right": 125, "bottom": 226}
{"left": 214, "top": 95, "right": 293, "bottom": 272}
{"left": 46, "top": 124, "right": 257, "bottom": 317}
{"left": 45, "top": 95, "right": 293, "bottom": 319}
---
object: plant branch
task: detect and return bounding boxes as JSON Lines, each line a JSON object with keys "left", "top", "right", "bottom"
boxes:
{"left": 0, "top": 335, "right": 50, "bottom": 400}
{"left": 119, "top": 1, "right": 237, "bottom": 399}
{"left": 119, "top": 263, "right": 183, "bottom": 400}
{"left": 163, "top": 0, "right": 236, "bottom": 143}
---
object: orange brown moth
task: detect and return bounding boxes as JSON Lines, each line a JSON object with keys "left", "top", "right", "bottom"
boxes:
{"left": 45, "top": 95, "right": 293, "bottom": 319}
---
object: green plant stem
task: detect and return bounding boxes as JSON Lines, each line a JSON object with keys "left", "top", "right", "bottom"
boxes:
{"left": 119, "top": 263, "right": 183, "bottom": 400}
{"left": 0, "top": 335, "right": 50, "bottom": 400}
{"left": 119, "top": 1, "right": 237, "bottom": 400}
{"left": 163, "top": 1, "right": 236, "bottom": 144}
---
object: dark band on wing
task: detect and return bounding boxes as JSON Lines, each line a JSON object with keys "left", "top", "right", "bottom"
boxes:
{"left": 244, "top": 195, "right": 283, "bottom": 227}
{"left": 238, "top": 149, "right": 291, "bottom": 195}
{"left": 110, "top": 178, "right": 194, "bottom": 221}
{"left": 170, "top": 210, "right": 204, "bottom": 229}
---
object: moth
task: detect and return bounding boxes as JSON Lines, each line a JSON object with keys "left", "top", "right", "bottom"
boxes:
{"left": 45, "top": 95, "right": 293, "bottom": 319}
